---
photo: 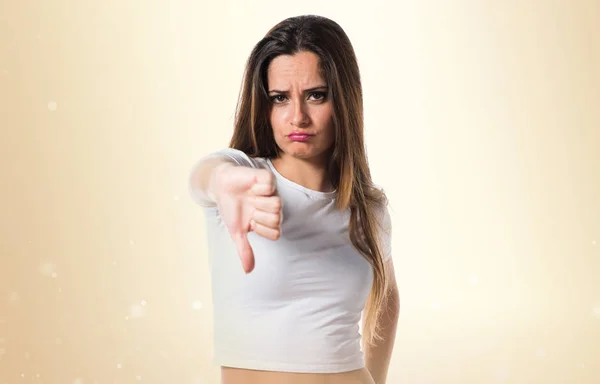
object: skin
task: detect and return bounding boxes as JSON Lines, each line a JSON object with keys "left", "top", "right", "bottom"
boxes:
{"left": 267, "top": 51, "right": 336, "bottom": 193}
{"left": 364, "top": 261, "right": 400, "bottom": 384}
{"left": 196, "top": 51, "right": 398, "bottom": 383}
{"left": 208, "top": 160, "right": 280, "bottom": 273}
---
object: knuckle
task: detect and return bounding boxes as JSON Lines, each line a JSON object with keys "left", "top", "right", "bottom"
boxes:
{"left": 265, "top": 170, "right": 275, "bottom": 183}
{"left": 265, "top": 173, "right": 276, "bottom": 191}
{"left": 270, "top": 216, "right": 279, "bottom": 226}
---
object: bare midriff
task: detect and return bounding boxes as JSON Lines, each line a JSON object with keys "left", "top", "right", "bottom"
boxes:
{"left": 220, "top": 367, "right": 375, "bottom": 384}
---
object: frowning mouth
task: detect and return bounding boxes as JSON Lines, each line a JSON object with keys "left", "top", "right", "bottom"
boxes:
{"left": 288, "top": 132, "right": 314, "bottom": 142}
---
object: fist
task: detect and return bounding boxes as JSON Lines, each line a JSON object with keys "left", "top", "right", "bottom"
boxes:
{"left": 213, "top": 164, "right": 282, "bottom": 273}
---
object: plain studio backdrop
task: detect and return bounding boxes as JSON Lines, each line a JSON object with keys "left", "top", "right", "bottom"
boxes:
{"left": 1, "top": 1, "right": 599, "bottom": 383}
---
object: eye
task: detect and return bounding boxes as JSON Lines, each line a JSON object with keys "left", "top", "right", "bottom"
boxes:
{"left": 308, "top": 92, "right": 327, "bottom": 101}
{"left": 270, "top": 95, "right": 287, "bottom": 103}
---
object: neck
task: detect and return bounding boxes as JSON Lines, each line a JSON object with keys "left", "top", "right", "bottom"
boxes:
{"left": 271, "top": 153, "right": 333, "bottom": 193}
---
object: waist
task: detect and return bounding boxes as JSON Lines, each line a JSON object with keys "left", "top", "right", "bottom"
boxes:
{"left": 212, "top": 306, "right": 365, "bottom": 372}
{"left": 221, "top": 367, "right": 375, "bottom": 384}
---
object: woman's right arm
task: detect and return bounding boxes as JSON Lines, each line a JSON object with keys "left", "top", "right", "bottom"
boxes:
{"left": 188, "top": 150, "right": 282, "bottom": 273}
{"left": 189, "top": 156, "right": 237, "bottom": 207}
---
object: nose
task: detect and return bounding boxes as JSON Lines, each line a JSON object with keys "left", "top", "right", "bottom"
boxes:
{"left": 290, "top": 99, "right": 309, "bottom": 127}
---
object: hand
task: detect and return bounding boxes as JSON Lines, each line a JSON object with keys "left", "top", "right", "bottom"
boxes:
{"left": 212, "top": 163, "right": 282, "bottom": 273}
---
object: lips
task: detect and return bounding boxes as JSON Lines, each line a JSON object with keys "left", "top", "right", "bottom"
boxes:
{"left": 288, "top": 133, "right": 313, "bottom": 142}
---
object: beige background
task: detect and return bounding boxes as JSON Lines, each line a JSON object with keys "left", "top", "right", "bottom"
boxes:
{"left": 1, "top": 0, "right": 599, "bottom": 383}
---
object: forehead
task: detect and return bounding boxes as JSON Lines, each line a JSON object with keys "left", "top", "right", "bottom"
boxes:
{"left": 267, "top": 51, "right": 325, "bottom": 89}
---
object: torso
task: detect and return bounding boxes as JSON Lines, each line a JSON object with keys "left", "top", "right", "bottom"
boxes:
{"left": 221, "top": 367, "right": 375, "bottom": 384}
{"left": 193, "top": 149, "right": 390, "bottom": 381}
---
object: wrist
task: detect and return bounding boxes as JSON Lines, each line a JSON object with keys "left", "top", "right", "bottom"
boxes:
{"left": 208, "top": 161, "right": 236, "bottom": 200}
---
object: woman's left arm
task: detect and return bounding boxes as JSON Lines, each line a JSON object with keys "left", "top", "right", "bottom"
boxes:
{"left": 364, "top": 259, "right": 400, "bottom": 384}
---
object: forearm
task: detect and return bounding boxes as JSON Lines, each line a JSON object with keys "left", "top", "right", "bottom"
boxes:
{"left": 364, "top": 285, "right": 400, "bottom": 384}
{"left": 190, "top": 156, "right": 236, "bottom": 204}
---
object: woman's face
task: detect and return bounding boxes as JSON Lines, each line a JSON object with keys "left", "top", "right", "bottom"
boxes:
{"left": 266, "top": 51, "right": 335, "bottom": 164}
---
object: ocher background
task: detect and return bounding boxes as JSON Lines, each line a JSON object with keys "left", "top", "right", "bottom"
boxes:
{"left": 1, "top": 0, "right": 599, "bottom": 383}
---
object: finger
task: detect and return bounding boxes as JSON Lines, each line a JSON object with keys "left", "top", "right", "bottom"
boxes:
{"left": 232, "top": 231, "right": 255, "bottom": 273}
{"left": 250, "top": 170, "right": 276, "bottom": 196}
{"left": 252, "top": 209, "right": 281, "bottom": 229}
{"left": 249, "top": 196, "right": 282, "bottom": 214}
{"left": 252, "top": 221, "right": 281, "bottom": 241}
{"left": 250, "top": 182, "right": 276, "bottom": 197}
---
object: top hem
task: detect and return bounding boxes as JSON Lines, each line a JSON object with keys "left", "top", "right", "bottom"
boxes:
{"left": 213, "top": 351, "right": 365, "bottom": 374}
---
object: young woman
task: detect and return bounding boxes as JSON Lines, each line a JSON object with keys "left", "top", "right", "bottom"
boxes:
{"left": 189, "top": 15, "right": 399, "bottom": 384}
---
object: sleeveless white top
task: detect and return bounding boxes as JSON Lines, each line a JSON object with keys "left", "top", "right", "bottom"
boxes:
{"left": 188, "top": 148, "right": 392, "bottom": 373}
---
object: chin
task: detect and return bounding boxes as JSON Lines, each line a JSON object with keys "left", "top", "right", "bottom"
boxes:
{"left": 287, "top": 151, "right": 313, "bottom": 159}
{"left": 284, "top": 147, "right": 328, "bottom": 162}
{"left": 275, "top": 139, "right": 332, "bottom": 161}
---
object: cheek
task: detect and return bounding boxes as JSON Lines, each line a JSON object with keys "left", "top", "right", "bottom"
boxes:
{"left": 269, "top": 109, "right": 285, "bottom": 136}
{"left": 317, "top": 106, "right": 334, "bottom": 134}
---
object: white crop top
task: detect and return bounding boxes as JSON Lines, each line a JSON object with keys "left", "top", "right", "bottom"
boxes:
{"left": 188, "top": 148, "right": 392, "bottom": 374}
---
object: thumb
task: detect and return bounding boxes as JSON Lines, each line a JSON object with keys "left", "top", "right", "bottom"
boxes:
{"left": 232, "top": 230, "right": 255, "bottom": 273}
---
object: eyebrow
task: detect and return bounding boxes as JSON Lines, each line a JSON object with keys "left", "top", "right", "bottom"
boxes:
{"left": 268, "top": 85, "right": 328, "bottom": 94}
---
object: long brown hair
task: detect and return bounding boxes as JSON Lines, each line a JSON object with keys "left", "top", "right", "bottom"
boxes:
{"left": 229, "top": 15, "right": 390, "bottom": 346}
